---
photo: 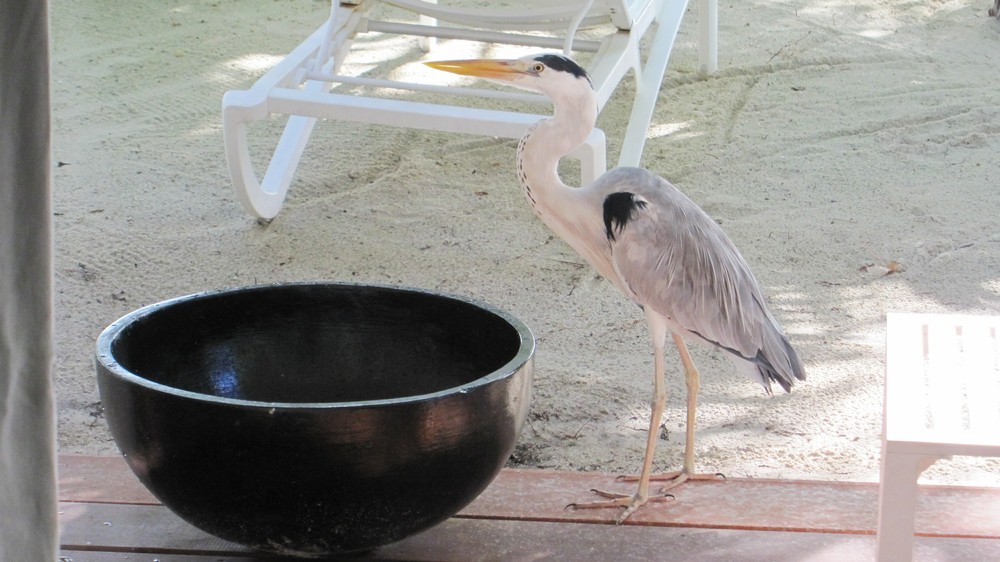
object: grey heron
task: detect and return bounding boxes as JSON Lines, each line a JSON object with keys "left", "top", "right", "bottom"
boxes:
{"left": 426, "top": 54, "right": 805, "bottom": 523}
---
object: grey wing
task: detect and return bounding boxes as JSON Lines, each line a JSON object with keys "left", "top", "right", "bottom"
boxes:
{"left": 601, "top": 169, "right": 804, "bottom": 392}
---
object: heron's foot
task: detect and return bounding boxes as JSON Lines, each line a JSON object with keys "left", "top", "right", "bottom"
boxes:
{"left": 617, "top": 469, "right": 725, "bottom": 493}
{"left": 566, "top": 489, "right": 674, "bottom": 524}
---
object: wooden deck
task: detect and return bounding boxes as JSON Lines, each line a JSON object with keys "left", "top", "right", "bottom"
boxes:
{"left": 58, "top": 455, "right": 1000, "bottom": 561}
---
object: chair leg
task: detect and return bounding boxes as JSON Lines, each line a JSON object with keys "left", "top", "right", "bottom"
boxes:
{"left": 617, "top": 0, "right": 687, "bottom": 168}
{"left": 223, "top": 89, "right": 321, "bottom": 221}
{"left": 418, "top": 0, "right": 437, "bottom": 51}
{"left": 699, "top": 0, "right": 718, "bottom": 75}
{"left": 572, "top": 128, "right": 607, "bottom": 185}
{"left": 876, "top": 449, "right": 939, "bottom": 562}
{"left": 223, "top": 5, "right": 363, "bottom": 220}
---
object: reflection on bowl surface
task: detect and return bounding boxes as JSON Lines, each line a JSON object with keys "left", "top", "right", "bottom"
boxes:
{"left": 96, "top": 283, "right": 534, "bottom": 557}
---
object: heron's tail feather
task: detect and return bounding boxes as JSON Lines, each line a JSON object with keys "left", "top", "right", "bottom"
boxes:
{"left": 729, "top": 334, "right": 805, "bottom": 395}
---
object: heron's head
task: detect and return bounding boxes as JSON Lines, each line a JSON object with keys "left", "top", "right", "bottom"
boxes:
{"left": 425, "top": 53, "right": 594, "bottom": 102}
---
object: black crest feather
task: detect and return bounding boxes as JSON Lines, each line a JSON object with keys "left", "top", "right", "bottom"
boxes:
{"left": 533, "top": 54, "right": 590, "bottom": 83}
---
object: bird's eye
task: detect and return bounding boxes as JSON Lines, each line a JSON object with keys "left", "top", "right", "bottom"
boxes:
{"left": 532, "top": 63, "right": 545, "bottom": 73}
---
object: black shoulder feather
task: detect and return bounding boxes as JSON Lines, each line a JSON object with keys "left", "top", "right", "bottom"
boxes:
{"left": 603, "top": 192, "right": 645, "bottom": 242}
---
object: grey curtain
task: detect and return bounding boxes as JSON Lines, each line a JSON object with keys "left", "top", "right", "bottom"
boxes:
{"left": 0, "top": 1, "right": 58, "bottom": 560}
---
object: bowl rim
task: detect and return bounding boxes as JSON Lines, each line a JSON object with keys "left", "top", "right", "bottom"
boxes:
{"left": 96, "top": 282, "right": 535, "bottom": 409}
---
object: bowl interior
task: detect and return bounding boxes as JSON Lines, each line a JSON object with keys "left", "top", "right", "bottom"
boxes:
{"left": 108, "top": 284, "right": 524, "bottom": 403}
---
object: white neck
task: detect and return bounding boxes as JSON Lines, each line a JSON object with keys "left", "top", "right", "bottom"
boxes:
{"left": 515, "top": 86, "right": 615, "bottom": 279}
{"left": 515, "top": 84, "right": 597, "bottom": 211}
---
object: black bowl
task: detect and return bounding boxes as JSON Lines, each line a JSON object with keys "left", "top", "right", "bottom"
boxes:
{"left": 95, "top": 283, "right": 534, "bottom": 558}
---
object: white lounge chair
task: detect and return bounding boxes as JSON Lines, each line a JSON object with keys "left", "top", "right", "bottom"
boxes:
{"left": 223, "top": 0, "right": 719, "bottom": 220}
{"left": 879, "top": 313, "right": 1000, "bottom": 561}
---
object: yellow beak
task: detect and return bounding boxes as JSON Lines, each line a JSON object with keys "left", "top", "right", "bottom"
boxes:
{"left": 424, "top": 59, "right": 523, "bottom": 81}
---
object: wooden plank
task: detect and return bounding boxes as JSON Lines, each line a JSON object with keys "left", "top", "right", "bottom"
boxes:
{"left": 59, "top": 501, "right": 246, "bottom": 556}
{"left": 470, "top": 469, "right": 1000, "bottom": 538}
{"left": 58, "top": 454, "right": 157, "bottom": 505}
{"left": 59, "top": 455, "right": 1000, "bottom": 539}
{"left": 467, "top": 469, "right": 884, "bottom": 532}
{"left": 59, "top": 553, "right": 262, "bottom": 561}
{"left": 58, "top": 501, "right": 1000, "bottom": 562}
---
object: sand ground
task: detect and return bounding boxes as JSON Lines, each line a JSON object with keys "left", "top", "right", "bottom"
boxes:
{"left": 51, "top": 0, "right": 1000, "bottom": 486}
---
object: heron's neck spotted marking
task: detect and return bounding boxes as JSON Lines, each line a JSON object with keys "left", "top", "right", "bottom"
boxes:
{"left": 516, "top": 123, "right": 539, "bottom": 209}
{"left": 603, "top": 191, "right": 646, "bottom": 242}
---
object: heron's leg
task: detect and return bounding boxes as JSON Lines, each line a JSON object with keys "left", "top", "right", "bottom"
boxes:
{"left": 646, "top": 334, "right": 723, "bottom": 488}
{"left": 620, "top": 335, "right": 723, "bottom": 488}
{"left": 568, "top": 312, "right": 673, "bottom": 523}
{"left": 678, "top": 333, "right": 700, "bottom": 475}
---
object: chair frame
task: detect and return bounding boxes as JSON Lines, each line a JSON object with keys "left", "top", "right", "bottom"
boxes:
{"left": 222, "top": 0, "right": 718, "bottom": 220}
